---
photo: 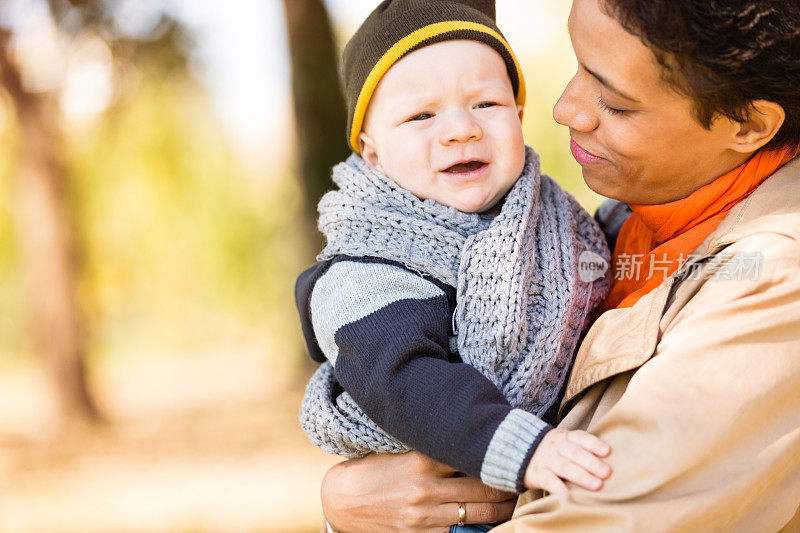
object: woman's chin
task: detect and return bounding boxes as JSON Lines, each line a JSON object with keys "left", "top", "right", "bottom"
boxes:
{"left": 581, "top": 168, "right": 623, "bottom": 201}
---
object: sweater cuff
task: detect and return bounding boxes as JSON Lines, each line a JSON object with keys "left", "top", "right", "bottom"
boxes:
{"left": 479, "top": 409, "right": 552, "bottom": 493}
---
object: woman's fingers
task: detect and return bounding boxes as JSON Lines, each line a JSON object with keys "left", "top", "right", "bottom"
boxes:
{"left": 320, "top": 454, "right": 515, "bottom": 532}
{"left": 436, "top": 476, "right": 518, "bottom": 503}
{"left": 387, "top": 484, "right": 515, "bottom": 531}
{"left": 431, "top": 499, "right": 517, "bottom": 528}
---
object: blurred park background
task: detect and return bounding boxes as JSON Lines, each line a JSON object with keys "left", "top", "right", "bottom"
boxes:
{"left": 0, "top": 1, "right": 601, "bottom": 532}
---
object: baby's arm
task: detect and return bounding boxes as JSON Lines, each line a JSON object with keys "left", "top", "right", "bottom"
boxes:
{"left": 297, "top": 257, "right": 607, "bottom": 493}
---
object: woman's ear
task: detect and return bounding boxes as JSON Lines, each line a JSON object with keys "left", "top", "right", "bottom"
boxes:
{"left": 358, "top": 132, "right": 383, "bottom": 172}
{"left": 730, "top": 100, "right": 786, "bottom": 153}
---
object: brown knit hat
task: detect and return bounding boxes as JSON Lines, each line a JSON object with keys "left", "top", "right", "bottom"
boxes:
{"left": 342, "top": 0, "right": 526, "bottom": 153}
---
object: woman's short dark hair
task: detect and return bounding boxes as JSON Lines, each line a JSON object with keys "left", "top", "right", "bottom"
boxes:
{"left": 601, "top": 0, "right": 800, "bottom": 153}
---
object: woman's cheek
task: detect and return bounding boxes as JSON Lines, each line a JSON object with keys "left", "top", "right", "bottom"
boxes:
{"left": 603, "top": 132, "right": 635, "bottom": 169}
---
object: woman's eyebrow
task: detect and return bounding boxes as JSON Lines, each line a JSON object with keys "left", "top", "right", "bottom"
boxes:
{"left": 584, "top": 65, "right": 641, "bottom": 103}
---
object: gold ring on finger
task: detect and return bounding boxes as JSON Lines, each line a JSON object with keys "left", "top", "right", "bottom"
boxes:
{"left": 457, "top": 501, "right": 466, "bottom": 526}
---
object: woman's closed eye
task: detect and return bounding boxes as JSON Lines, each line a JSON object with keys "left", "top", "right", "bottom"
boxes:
{"left": 598, "top": 96, "right": 627, "bottom": 116}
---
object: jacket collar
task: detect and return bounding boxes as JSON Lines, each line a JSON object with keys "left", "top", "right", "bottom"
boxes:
{"left": 696, "top": 155, "right": 800, "bottom": 257}
{"left": 563, "top": 156, "right": 800, "bottom": 409}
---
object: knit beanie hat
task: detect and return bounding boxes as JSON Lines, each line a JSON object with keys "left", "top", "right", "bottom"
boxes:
{"left": 342, "top": 0, "right": 527, "bottom": 153}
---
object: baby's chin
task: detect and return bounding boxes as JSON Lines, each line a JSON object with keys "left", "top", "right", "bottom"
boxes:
{"left": 440, "top": 187, "right": 503, "bottom": 214}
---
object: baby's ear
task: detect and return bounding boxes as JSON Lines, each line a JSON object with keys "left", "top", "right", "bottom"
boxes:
{"left": 517, "top": 104, "right": 524, "bottom": 123}
{"left": 358, "top": 132, "right": 383, "bottom": 172}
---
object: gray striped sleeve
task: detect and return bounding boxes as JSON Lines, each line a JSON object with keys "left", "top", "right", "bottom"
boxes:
{"left": 309, "top": 260, "right": 446, "bottom": 365}
{"left": 480, "top": 409, "right": 551, "bottom": 492}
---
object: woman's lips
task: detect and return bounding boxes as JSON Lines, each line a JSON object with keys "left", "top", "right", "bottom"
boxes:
{"left": 570, "top": 138, "right": 605, "bottom": 165}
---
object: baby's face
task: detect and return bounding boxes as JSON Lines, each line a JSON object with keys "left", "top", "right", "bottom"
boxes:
{"left": 358, "top": 40, "right": 525, "bottom": 214}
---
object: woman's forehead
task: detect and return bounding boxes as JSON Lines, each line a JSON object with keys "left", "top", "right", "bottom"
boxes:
{"left": 568, "top": 0, "right": 666, "bottom": 100}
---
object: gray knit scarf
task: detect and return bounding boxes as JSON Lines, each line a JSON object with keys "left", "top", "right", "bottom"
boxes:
{"left": 300, "top": 146, "right": 610, "bottom": 457}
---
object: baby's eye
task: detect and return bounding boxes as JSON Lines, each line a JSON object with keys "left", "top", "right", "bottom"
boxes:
{"left": 475, "top": 102, "right": 498, "bottom": 109}
{"left": 407, "top": 112, "right": 434, "bottom": 122}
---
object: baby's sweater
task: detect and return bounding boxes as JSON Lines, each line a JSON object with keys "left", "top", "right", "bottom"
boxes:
{"left": 296, "top": 254, "right": 553, "bottom": 493}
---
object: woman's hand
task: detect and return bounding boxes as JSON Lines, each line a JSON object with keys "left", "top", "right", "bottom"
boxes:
{"left": 321, "top": 451, "right": 517, "bottom": 532}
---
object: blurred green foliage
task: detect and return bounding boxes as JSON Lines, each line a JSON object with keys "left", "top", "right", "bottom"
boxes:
{"left": 0, "top": 65, "right": 310, "bottom": 367}
{"left": 519, "top": 52, "right": 604, "bottom": 213}
{"left": 0, "top": 105, "right": 21, "bottom": 360}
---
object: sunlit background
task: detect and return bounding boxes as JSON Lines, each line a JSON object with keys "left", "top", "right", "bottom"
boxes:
{"left": 0, "top": 1, "right": 599, "bottom": 532}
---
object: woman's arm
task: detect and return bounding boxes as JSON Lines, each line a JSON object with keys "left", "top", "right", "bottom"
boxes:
{"left": 321, "top": 451, "right": 518, "bottom": 533}
{"left": 494, "top": 238, "right": 800, "bottom": 531}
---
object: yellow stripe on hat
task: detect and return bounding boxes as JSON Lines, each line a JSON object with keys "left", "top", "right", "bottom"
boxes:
{"left": 349, "top": 21, "right": 527, "bottom": 153}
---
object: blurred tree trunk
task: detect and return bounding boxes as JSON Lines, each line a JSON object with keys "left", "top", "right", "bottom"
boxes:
{"left": 0, "top": 31, "right": 100, "bottom": 424}
{"left": 282, "top": 0, "right": 349, "bottom": 252}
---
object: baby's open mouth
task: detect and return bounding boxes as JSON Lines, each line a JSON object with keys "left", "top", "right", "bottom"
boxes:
{"left": 443, "top": 161, "right": 487, "bottom": 173}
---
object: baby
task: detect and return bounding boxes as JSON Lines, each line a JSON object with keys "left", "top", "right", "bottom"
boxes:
{"left": 296, "top": 1, "right": 612, "bottom": 530}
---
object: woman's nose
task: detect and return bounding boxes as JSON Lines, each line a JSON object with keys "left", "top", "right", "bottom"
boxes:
{"left": 439, "top": 110, "right": 483, "bottom": 145}
{"left": 553, "top": 74, "right": 599, "bottom": 133}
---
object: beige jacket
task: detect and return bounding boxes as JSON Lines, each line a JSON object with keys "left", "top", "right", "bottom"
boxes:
{"left": 496, "top": 157, "right": 800, "bottom": 532}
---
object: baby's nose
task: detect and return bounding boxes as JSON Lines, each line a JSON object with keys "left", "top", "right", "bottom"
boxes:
{"left": 439, "top": 110, "right": 483, "bottom": 145}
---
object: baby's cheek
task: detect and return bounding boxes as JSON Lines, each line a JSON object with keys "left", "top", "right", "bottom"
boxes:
{"left": 386, "top": 160, "right": 434, "bottom": 200}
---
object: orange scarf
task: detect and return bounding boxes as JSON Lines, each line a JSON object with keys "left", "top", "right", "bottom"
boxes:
{"left": 601, "top": 149, "right": 797, "bottom": 312}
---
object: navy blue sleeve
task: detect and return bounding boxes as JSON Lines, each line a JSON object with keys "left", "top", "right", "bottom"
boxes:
{"left": 297, "top": 257, "right": 551, "bottom": 492}
{"left": 295, "top": 259, "right": 334, "bottom": 363}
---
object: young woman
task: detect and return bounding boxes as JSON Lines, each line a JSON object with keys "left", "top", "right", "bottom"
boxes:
{"left": 319, "top": 0, "right": 800, "bottom": 530}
